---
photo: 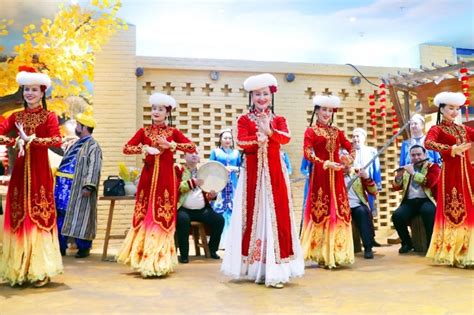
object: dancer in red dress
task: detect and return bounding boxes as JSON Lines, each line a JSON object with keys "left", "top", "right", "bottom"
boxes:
{"left": 300, "top": 95, "right": 355, "bottom": 268}
{"left": 116, "top": 93, "right": 196, "bottom": 277}
{"left": 0, "top": 66, "right": 63, "bottom": 287}
{"left": 221, "top": 73, "right": 304, "bottom": 289}
{"left": 425, "top": 91, "right": 474, "bottom": 268}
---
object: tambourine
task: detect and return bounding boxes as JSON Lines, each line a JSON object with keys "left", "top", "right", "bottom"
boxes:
{"left": 196, "top": 161, "right": 229, "bottom": 193}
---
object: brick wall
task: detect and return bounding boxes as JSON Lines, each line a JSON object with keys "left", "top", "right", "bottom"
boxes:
{"left": 91, "top": 29, "right": 450, "bottom": 248}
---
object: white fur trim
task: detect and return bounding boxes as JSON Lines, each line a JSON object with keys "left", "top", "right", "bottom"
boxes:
{"left": 433, "top": 92, "right": 466, "bottom": 107}
{"left": 353, "top": 127, "right": 367, "bottom": 139}
{"left": 149, "top": 93, "right": 176, "bottom": 109}
{"left": 243, "top": 73, "right": 278, "bottom": 92}
{"left": 312, "top": 95, "right": 341, "bottom": 108}
{"left": 16, "top": 71, "right": 51, "bottom": 88}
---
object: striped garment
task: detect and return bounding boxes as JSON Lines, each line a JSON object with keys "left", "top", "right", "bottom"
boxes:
{"left": 61, "top": 137, "right": 103, "bottom": 240}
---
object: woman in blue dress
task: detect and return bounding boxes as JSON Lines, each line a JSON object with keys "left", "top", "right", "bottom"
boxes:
{"left": 299, "top": 157, "right": 312, "bottom": 235}
{"left": 209, "top": 129, "right": 241, "bottom": 248}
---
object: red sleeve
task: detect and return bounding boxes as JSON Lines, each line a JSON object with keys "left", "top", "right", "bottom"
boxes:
{"left": 423, "top": 163, "right": 441, "bottom": 189}
{"left": 303, "top": 127, "right": 324, "bottom": 165}
{"left": 30, "top": 112, "right": 61, "bottom": 148}
{"left": 172, "top": 128, "right": 196, "bottom": 153}
{"left": 123, "top": 128, "right": 145, "bottom": 154}
{"left": 339, "top": 129, "right": 355, "bottom": 159}
{"left": 269, "top": 116, "right": 291, "bottom": 144}
{"left": 465, "top": 125, "right": 474, "bottom": 142}
{"left": 424, "top": 126, "right": 452, "bottom": 156}
{"left": 237, "top": 115, "right": 258, "bottom": 150}
{"left": 362, "top": 177, "right": 378, "bottom": 196}
{"left": 0, "top": 114, "right": 17, "bottom": 146}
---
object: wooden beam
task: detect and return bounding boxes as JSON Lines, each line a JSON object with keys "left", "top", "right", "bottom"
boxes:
{"left": 387, "top": 61, "right": 474, "bottom": 85}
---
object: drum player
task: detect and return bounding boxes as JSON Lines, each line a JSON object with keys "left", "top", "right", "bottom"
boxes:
{"left": 175, "top": 150, "right": 225, "bottom": 263}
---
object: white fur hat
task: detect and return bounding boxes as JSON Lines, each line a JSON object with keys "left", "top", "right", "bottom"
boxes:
{"left": 433, "top": 92, "right": 466, "bottom": 107}
{"left": 312, "top": 95, "right": 341, "bottom": 108}
{"left": 410, "top": 113, "right": 425, "bottom": 124}
{"left": 149, "top": 93, "right": 176, "bottom": 109}
{"left": 243, "top": 73, "right": 278, "bottom": 92}
{"left": 16, "top": 67, "right": 51, "bottom": 89}
{"left": 353, "top": 127, "right": 367, "bottom": 139}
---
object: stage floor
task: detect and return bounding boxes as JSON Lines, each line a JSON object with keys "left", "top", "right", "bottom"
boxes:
{"left": 0, "top": 244, "right": 473, "bottom": 314}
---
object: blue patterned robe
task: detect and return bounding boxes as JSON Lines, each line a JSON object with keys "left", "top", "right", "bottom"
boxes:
{"left": 209, "top": 147, "right": 241, "bottom": 248}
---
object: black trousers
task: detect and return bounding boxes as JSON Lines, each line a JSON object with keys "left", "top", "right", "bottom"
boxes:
{"left": 391, "top": 198, "right": 435, "bottom": 247}
{"left": 351, "top": 204, "right": 375, "bottom": 250}
{"left": 176, "top": 206, "right": 224, "bottom": 259}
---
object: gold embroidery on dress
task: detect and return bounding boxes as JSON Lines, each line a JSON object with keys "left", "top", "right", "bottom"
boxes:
{"left": 310, "top": 227, "right": 323, "bottom": 250}
{"left": 32, "top": 136, "right": 61, "bottom": 146}
{"left": 334, "top": 224, "right": 347, "bottom": 252}
{"left": 439, "top": 123, "right": 467, "bottom": 144}
{"left": 133, "top": 190, "right": 147, "bottom": 226}
{"left": 445, "top": 187, "right": 466, "bottom": 226}
{"left": 312, "top": 125, "right": 338, "bottom": 155}
{"left": 124, "top": 143, "right": 143, "bottom": 154}
{"left": 15, "top": 110, "right": 49, "bottom": 135}
{"left": 175, "top": 142, "right": 196, "bottom": 152}
{"left": 144, "top": 126, "right": 173, "bottom": 145}
{"left": 304, "top": 146, "right": 322, "bottom": 163}
{"left": 311, "top": 187, "right": 329, "bottom": 223}
{"left": 157, "top": 189, "right": 174, "bottom": 225}
{"left": 10, "top": 187, "right": 25, "bottom": 231}
{"left": 425, "top": 139, "right": 450, "bottom": 151}
{"left": 31, "top": 186, "right": 52, "bottom": 221}
{"left": 337, "top": 194, "right": 351, "bottom": 224}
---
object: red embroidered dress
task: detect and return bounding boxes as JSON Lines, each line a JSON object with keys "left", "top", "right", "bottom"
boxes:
{"left": 424, "top": 120, "right": 474, "bottom": 267}
{"left": 221, "top": 109, "right": 304, "bottom": 286}
{"left": 0, "top": 107, "right": 63, "bottom": 285}
{"left": 301, "top": 121, "right": 355, "bottom": 268}
{"left": 116, "top": 123, "right": 195, "bottom": 277}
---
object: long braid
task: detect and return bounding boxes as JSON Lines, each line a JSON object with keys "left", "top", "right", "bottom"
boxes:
{"left": 248, "top": 92, "right": 252, "bottom": 111}
{"left": 271, "top": 93, "right": 275, "bottom": 114}
{"left": 309, "top": 106, "right": 319, "bottom": 126}
{"left": 436, "top": 105, "right": 444, "bottom": 125}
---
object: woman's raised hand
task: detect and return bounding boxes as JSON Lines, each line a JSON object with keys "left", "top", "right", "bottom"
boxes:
{"left": 156, "top": 136, "right": 171, "bottom": 150}
{"left": 15, "top": 122, "right": 29, "bottom": 141}
{"left": 451, "top": 143, "right": 472, "bottom": 157}
{"left": 256, "top": 131, "right": 268, "bottom": 145}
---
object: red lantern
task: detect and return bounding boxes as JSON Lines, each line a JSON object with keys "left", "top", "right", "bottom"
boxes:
{"left": 460, "top": 67, "right": 470, "bottom": 120}
{"left": 369, "top": 92, "right": 377, "bottom": 136}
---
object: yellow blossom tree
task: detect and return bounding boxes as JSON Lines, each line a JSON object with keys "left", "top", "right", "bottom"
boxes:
{"left": 0, "top": 0, "right": 127, "bottom": 116}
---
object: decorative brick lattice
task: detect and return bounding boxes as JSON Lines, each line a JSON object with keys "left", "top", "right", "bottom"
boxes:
{"left": 139, "top": 76, "right": 403, "bottom": 231}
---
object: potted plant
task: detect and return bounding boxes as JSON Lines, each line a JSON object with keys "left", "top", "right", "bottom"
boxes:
{"left": 118, "top": 162, "right": 140, "bottom": 196}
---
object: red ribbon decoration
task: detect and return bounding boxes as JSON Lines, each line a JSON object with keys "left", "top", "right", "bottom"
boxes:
{"left": 369, "top": 93, "right": 377, "bottom": 136}
{"left": 460, "top": 67, "right": 470, "bottom": 121}
{"left": 378, "top": 83, "right": 387, "bottom": 129}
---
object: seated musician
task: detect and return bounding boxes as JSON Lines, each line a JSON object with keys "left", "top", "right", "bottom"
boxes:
{"left": 391, "top": 145, "right": 440, "bottom": 254}
{"left": 344, "top": 165, "right": 378, "bottom": 259}
{"left": 175, "top": 151, "right": 224, "bottom": 263}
